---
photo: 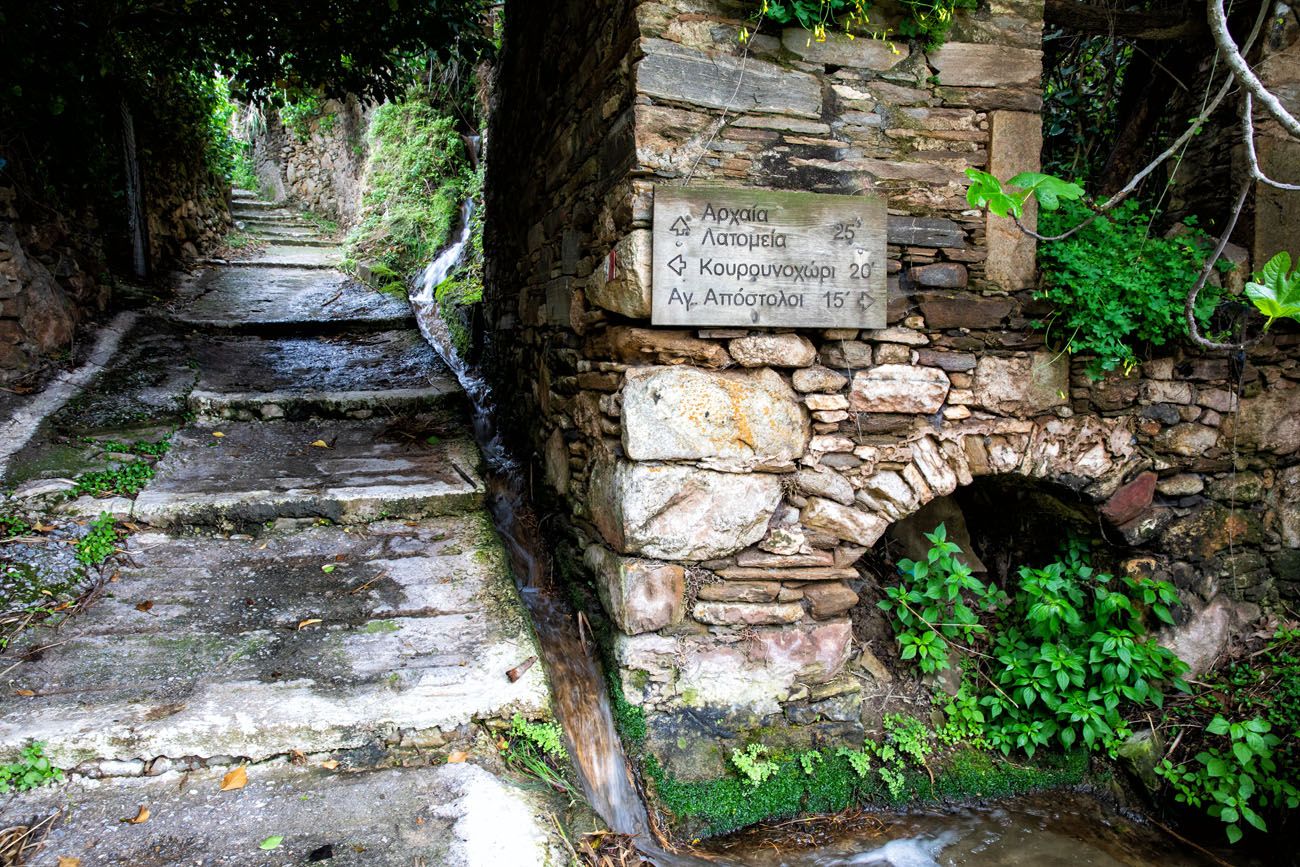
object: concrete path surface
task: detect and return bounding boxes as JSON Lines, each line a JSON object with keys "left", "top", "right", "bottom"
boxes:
{"left": 0, "top": 195, "right": 573, "bottom": 864}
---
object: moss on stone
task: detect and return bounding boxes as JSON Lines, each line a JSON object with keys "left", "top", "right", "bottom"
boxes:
{"left": 646, "top": 745, "right": 1091, "bottom": 839}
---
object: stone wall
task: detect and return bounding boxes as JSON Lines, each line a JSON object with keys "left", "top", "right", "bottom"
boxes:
{"left": 1, "top": 120, "right": 229, "bottom": 384}
{"left": 485, "top": 0, "right": 1300, "bottom": 781}
{"left": 250, "top": 97, "right": 369, "bottom": 226}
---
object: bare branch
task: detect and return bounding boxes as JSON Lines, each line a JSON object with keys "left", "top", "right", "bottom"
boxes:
{"left": 1011, "top": 0, "right": 1273, "bottom": 243}
{"left": 1241, "top": 93, "right": 1300, "bottom": 191}
{"left": 1184, "top": 179, "right": 1251, "bottom": 352}
{"left": 1208, "top": 0, "right": 1300, "bottom": 138}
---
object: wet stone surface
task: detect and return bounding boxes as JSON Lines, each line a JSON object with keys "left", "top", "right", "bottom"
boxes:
{"left": 6, "top": 762, "right": 565, "bottom": 867}
{"left": 177, "top": 267, "right": 412, "bottom": 332}
{"left": 0, "top": 519, "right": 548, "bottom": 765}
{"left": 0, "top": 194, "right": 566, "bottom": 862}
{"left": 133, "top": 419, "right": 486, "bottom": 527}
{"left": 191, "top": 331, "right": 457, "bottom": 395}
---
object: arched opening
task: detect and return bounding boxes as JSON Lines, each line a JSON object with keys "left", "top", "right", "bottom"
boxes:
{"left": 846, "top": 474, "right": 1119, "bottom": 735}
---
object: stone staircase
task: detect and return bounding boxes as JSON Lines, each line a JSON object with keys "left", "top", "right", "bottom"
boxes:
{"left": 0, "top": 194, "right": 563, "bottom": 865}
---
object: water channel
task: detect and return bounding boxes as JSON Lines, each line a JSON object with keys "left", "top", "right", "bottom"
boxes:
{"left": 409, "top": 202, "right": 1253, "bottom": 867}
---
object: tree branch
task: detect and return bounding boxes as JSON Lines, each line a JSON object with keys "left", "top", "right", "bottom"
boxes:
{"left": 1011, "top": 0, "right": 1273, "bottom": 243}
{"left": 1208, "top": 0, "right": 1300, "bottom": 138}
{"left": 1184, "top": 179, "right": 1251, "bottom": 352}
{"left": 1241, "top": 92, "right": 1300, "bottom": 191}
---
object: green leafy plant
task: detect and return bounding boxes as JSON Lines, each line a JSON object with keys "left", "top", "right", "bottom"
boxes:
{"left": 75, "top": 513, "right": 120, "bottom": 567}
{"left": 750, "top": 0, "right": 972, "bottom": 47}
{"left": 72, "top": 460, "right": 156, "bottom": 498}
{"left": 964, "top": 168, "right": 1084, "bottom": 219}
{"left": 1036, "top": 199, "right": 1224, "bottom": 377}
{"left": 280, "top": 93, "right": 335, "bottom": 143}
{"left": 1159, "top": 624, "right": 1299, "bottom": 844}
{"left": 836, "top": 746, "right": 872, "bottom": 779}
{"left": 797, "top": 749, "right": 823, "bottom": 776}
{"left": 343, "top": 99, "right": 471, "bottom": 286}
{"left": 1158, "top": 716, "right": 1299, "bottom": 843}
{"left": 878, "top": 524, "right": 1000, "bottom": 673}
{"left": 1245, "top": 251, "right": 1300, "bottom": 332}
{"left": 0, "top": 742, "right": 64, "bottom": 793}
{"left": 93, "top": 437, "right": 171, "bottom": 458}
{"left": 884, "top": 529, "right": 1188, "bottom": 758}
{"left": 502, "top": 713, "right": 571, "bottom": 793}
{"left": 752, "top": 0, "right": 868, "bottom": 40}
{"left": 730, "top": 744, "right": 780, "bottom": 789}
{"left": 0, "top": 511, "right": 30, "bottom": 540}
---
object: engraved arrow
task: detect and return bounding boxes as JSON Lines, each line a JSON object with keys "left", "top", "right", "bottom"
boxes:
{"left": 668, "top": 254, "right": 686, "bottom": 276}
{"left": 670, "top": 216, "right": 691, "bottom": 236}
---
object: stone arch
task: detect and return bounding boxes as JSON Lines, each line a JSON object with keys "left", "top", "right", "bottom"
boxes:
{"left": 823, "top": 413, "right": 1143, "bottom": 556}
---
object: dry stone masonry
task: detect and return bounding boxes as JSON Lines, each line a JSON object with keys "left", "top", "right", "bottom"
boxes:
{"left": 486, "top": 0, "right": 1300, "bottom": 779}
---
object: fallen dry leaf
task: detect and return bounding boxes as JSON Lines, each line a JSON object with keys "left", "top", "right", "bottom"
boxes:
{"left": 320, "top": 759, "right": 340, "bottom": 770}
{"left": 290, "top": 749, "right": 306, "bottom": 765}
{"left": 447, "top": 750, "right": 468, "bottom": 764}
{"left": 14, "top": 689, "right": 35, "bottom": 697}
{"left": 58, "top": 857, "right": 81, "bottom": 867}
{"left": 135, "top": 600, "right": 154, "bottom": 613}
{"left": 309, "top": 440, "right": 331, "bottom": 448}
{"left": 297, "top": 618, "right": 322, "bottom": 630}
{"left": 211, "top": 431, "right": 225, "bottom": 438}
{"left": 496, "top": 737, "right": 509, "bottom": 752}
{"left": 124, "top": 806, "right": 150, "bottom": 824}
{"left": 33, "top": 523, "right": 56, "bottom": 533}
{"left": 220, "top": 766, "right": 248, "bottom": 791}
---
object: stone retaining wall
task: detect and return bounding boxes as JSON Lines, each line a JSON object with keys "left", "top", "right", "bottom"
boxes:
{"left": 250, "top": 97, "right": 369, "bottom": 226}
{"left": 486, "top": 0, "right": 1300, "bottom": 780}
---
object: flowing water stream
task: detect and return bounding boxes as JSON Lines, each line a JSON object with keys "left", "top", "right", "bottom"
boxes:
{"left": 407, "top": 196, "right": 1248, "bottom": 867}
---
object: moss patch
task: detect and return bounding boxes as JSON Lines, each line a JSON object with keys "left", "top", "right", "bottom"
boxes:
{"left": 645, "top": 744, "right": 1089, "bottom": 839}
{"left": 344, "top": 100, "right": 471, "bottom": 290}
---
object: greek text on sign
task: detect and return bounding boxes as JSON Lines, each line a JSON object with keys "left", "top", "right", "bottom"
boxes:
{"left": 652, "top": 187, "right": 887, "bottom": 328}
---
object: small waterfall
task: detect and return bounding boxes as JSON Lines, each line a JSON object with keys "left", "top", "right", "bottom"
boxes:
{"left": 409, "top": 199, "right": 659, "bottom": 844}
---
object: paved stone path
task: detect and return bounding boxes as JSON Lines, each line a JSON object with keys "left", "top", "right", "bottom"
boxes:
{"left": 0, "top": 192, "right": 568, "bottom": 865}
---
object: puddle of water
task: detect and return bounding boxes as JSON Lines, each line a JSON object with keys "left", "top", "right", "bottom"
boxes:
{"left": 704, "top": 792, "right": 1248, "bottom": 867}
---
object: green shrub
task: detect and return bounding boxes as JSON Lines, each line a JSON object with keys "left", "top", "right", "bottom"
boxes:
{"left": 1037, "top": 200, "right": 1224, "bottom": 378}
{"left": 280, "top": 93, "right": 334, "bottom": 143}
{"left": 343, "top": 100, "right": 470, "bottom": 292}
{"left": 882, "top": 528, "right": 1188, "bottom": 757}
{"left": 1158, "top": 716, "right": 1298, "bottom": 843}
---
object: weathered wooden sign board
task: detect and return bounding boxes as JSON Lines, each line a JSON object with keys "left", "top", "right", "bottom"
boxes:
{"left": 652, "top": 187, "right": 887, "bottom": 328}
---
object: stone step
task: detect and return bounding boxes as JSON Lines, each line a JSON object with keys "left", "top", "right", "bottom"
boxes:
{"left": 0, "top": 517, "right": 546, "bottom": 769}
{"left": 230, "top": 200, "right": 284, "bottom": 212}
{"left": 132, "top": 420, "right": 485, "bottom": 528}
{"left": 186, "top": 331, "right": 460, "bottom": 422}
{"left": 241, "top": 221, "right": 323, "bottom": 236}
{"left": 9, "top": 762, "right": 563, "bottom": 866}
{"left": 233, "top": 211, "right": 313, "bottom": 225}
{"left": 240, "top": 245, "right": 343, "bottom": 269}
{"left": 231, "top": 187, "right": 258, "bottom": 199}
{"left": 262, "top": 236, "right": 336, "bottom": 248}
{"left": 174, "top": 267, "right": 413, "bottom": 334}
